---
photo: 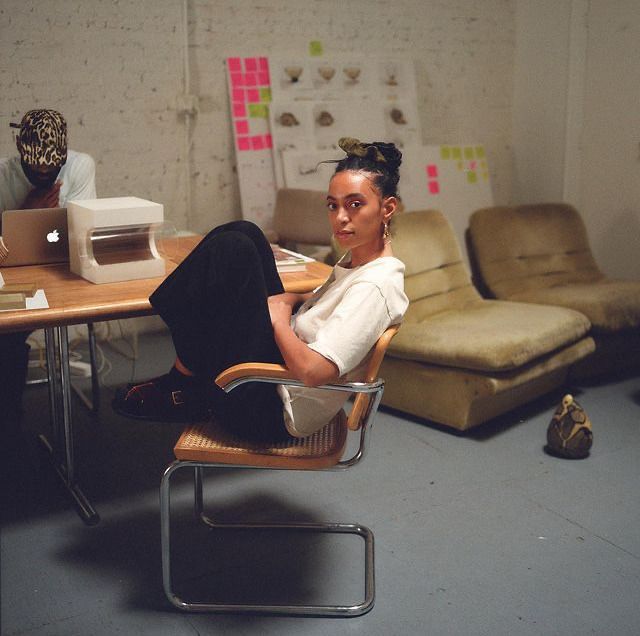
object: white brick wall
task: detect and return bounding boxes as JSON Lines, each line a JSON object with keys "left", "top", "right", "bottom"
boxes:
{"left": 1, "top": 0, "right": 515, "bottom": 234}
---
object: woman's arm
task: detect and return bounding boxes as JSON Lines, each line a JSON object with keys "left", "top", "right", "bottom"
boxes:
{"left": 269, "top": 291, "right": 312, "bottom": 311}
{"left": 268, "top": 298, "right": 339, "bottom": 387}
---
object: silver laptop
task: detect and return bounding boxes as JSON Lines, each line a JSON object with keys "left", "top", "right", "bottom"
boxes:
{"left": 0, "top": 208, "right": 69, "bottom": 266}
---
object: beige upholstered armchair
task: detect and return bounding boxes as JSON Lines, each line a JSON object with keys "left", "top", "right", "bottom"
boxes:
{"left": 379, "top": 210, "right": 595, "bottom": 432}
{"left": 468, "top": 203, "right": 640, "bottom": 378}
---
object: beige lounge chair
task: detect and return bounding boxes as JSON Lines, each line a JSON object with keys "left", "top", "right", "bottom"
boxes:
{"left": 379, "top": 210, "right": 594, "bottom": 431}
{"left": 468, "top": 203, "right": 640, "bottom": 378}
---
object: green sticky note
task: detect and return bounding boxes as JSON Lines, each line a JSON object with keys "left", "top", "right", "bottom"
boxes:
{"left": 467, "top": 171, "right": 478, "bottom": 184}
{"left": 451, "top": 146, "right": 462, "bottom": 160}
{"left": 248, "top": 103, "right": 268, "bottom": 118}
{"left": 464, "top": 146, "right": 474, "bottom": 160}
{"left": 309, "top": 40, "right": 323, "bottom": 56}
{"left": 440, "top": 146, "right": 450, "bottom": 160}
{"left": 475, "top": 145, "right": 485, "bottom": 158}
{"left": 259, "top": 87, "right": 271, "bottom": 102}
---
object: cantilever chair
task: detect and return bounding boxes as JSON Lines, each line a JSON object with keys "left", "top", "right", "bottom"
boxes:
{"left": 160, "top": 324, "right": 400, "bottom": 617}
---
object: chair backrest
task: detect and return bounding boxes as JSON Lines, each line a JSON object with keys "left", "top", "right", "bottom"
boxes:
{"left": 273, "top": 188, "right": 332, "bottom": 246}
{"left": 469, "top": 203, "right": 604, "bottom": 298}
{"left": 347, "top": 324, "right": 399, "bottom": 431}
{"left": 390, "top": 210, "right": 481, "bottom": 323}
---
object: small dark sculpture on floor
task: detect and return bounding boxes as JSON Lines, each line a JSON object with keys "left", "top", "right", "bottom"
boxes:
{"left": 545, "top": 394, "right": 593, "bottom": 459}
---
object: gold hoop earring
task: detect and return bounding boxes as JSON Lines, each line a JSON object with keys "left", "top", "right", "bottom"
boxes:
{"left": 382, "top": 222, "right": 391, "bottom": 243}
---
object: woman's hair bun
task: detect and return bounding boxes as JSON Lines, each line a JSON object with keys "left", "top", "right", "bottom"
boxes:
{"left": 333, "top": 137, "right": 402, "bottom": 197}
{"left": 338, "top": 137, "right": 402, "bottom": 171}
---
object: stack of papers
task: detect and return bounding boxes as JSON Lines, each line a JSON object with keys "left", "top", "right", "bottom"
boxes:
{"left": 271, "top": 245, "right": 314, "bottom": 272}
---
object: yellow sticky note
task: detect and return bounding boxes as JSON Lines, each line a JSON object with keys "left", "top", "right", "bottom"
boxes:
{"left": 451, "top": 146, "right": 462, "bottom": 160}
{"left": 464, "top": 146, "right": 474, "bottom": 160}
{"left": 467, "top": 171, "right": 478, "bottom": 184}
{"left": 248, "top": 103, "right": 268, "bottom": 118}
{"left": 259, "top": 87, "right": 271, "bottom": 102}
{"left": 309, "top": 40, "right": 323, "bottom": 56}
{"left": 457, "top": 161, "right": 464, "bottom": 171}
{"left": 475, "top": 146, "right": 485, "bottom": 158}
{"left": 440, "top": 146, "right": 451, "bottom": 160}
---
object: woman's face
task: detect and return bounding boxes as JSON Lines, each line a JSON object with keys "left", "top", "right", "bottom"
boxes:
{"left": 327, "top": 170, "right": 394, "bottom": 258}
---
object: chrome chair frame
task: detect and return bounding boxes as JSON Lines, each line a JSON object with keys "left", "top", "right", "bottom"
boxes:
{"left": 160, "top": 375, "right": 385, "bottom": 617}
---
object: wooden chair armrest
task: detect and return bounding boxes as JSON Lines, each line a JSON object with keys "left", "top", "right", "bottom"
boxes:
{"left": 215, "top": 362, "right": 294, "bottom": 389}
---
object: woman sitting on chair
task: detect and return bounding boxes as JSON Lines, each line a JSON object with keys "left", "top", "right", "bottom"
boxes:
{"left": 113, "top": 138, "right": 408, "bottom": 441}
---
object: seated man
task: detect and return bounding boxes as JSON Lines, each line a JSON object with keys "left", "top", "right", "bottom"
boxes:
{"left": 0, "top": 109, "right": 96, "bottom": 428}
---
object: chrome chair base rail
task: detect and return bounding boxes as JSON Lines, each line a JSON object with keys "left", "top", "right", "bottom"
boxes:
{"left": 160, "top": 461, "right": 375, "bottom": 617}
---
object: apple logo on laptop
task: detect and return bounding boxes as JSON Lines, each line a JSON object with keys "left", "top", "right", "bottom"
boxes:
{"left": 47, "top": 229, "right": 60, "bottom": 243}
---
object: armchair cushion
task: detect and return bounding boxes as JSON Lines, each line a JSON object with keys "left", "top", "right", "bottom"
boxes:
{"left": 507, "top": 281, "right": 640, "bottom": 333}
{"left": 389, "top": 300, "right": 591, "bottom": 372}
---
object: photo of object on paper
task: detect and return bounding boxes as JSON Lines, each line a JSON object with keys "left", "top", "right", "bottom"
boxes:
{"left": 273, "top": 59, "right": 314, "bottom": 95}
{"left": 281, "top": 149, "right": 342, "bottom": 191}
{"left": 376, "top": 59, "right": 418, "bottom": 101}
{"left": 269, "top": 101, "right": 315, "bottom": 187}
{"left": 383, "top": 100, "right": 421, "bottom": 149}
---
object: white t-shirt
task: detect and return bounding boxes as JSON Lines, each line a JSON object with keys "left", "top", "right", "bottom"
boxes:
{"left": 279, "top": 255, "right": 408, "bottom": 438}
{"left": 0, "top": 150, "right": 96, "bottom": 213}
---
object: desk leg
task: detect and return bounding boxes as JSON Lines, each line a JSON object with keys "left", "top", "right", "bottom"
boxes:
{"left": 39, "top": 325, "right": 100, "bottom": 525}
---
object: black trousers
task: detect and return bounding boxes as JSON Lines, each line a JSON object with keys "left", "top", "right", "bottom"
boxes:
{"left": 150, "top": 220, "right": 289, "bottom": 441}
{"left": 0, "top": 331, "right": 30, "bottom": 426}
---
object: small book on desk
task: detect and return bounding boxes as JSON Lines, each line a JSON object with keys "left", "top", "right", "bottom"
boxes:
{"left": 0, "top": 282, "right": 38, "bottom": 297}
{"left": 271, "top": 245, "right": 315, "bottom": 272}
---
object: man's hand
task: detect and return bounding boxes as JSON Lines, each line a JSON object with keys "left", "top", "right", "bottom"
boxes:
{"left": 21, "top": 181, "right": 62, "bottom": 209}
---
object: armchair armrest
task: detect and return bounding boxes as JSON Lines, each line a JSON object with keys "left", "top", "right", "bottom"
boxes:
{"left": 215, "top": 362, "right": 294, "bottom": 389}
{"left": 215, "top": 362, "right": 382, "bottom": 395}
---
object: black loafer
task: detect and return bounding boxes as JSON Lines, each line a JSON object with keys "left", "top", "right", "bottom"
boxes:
{"left": 112, "top": 370, "right": 211, "bottom": 422}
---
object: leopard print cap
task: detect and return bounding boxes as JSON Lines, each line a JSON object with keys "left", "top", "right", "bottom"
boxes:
{"left": 12, "top": 109, "right": 68, "bottom": 168}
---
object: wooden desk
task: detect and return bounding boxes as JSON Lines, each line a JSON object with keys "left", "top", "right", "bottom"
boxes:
{"left": 0, "top": 235, "right": 332, "bottom": 523}
{"left": 0, "top": 235, "right": 332, "bottom": 334}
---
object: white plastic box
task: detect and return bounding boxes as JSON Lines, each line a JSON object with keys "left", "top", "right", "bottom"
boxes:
{"left": 67, "top": 197, "right": 166, "bottom": 284}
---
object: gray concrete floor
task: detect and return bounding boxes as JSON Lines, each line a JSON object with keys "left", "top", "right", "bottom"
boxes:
{"left": 1, "top": 330, "right": 639, "bottom": 636}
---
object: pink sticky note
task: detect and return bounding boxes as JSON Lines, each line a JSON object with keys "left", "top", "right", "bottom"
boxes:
{"left": 231, "top": 73, "right": 244, "bottom": 87}
{"left": 245, "top": 57, "right": 258, "bottom": 72}
{"left": 426, "top": 164, "right": 438, "bottom": 178}
{"left": 244, "top": 73, "right": 257, "bottom": 87}
{"left": 228, "top": 57, "right": 242, "bottom": 72}
{"left": 258, "top": 71, "right": 270, "bottom": 85}
{"left": 233, "top": 103, "right": 246, "bottom": 117}
{"left": 264, "top": 134, "right": 273, "bottom": 149}
{"left": 469, "top": 161, "right": 477, "bottom": 170}
{"left": 235, "top": 119, "right": 249, "bottom": 135}
{"left": 247, "top": 89, "right": 260, "bottom": 103}
{"left": 237, "top": 137, "right": 251, "bottom": 151}
{"left": 428, "top": 180, "right": 440, "bottom": 194}
{"left": 251, "top": 135, "right": 265, "bottom": 150}
{"left": 232, "top": 88, "right": 245, "bottom": 102}
{"left": 259, "top": 57, "right": 269, "bottom": 71}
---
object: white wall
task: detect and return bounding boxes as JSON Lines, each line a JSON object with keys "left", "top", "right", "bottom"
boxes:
{"left": 1, "top": 0, "right": 516, "bottom": 237}
{"left": 512, "top": 1, "right": 571, "bottom": 203}
{"left": 512, "top": 0, "right": 640, "bottom": 279}
{"left": 578, "top": 0, "right": 640, "bottom": 280}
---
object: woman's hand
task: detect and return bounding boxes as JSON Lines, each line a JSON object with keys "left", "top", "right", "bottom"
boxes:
{"left": 268, "top": 296, "right": 293, "bottom": 327}
{"left": 268, "top": 292, "right": 338, "bottom": 386}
